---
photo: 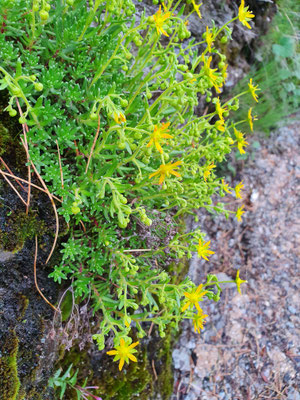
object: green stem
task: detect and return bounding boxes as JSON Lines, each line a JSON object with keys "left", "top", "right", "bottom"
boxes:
{"left": 89, "top": 24, "right": 145, "bottom": 88}
{"left": 203, "top": 280, "right": 235, "bottom": 287}
{"left": 29, "top": 2, "right": 37, "bottom": 48}
{"left": 0, "top": 67, "right": 40, "bottom": 126}
{"left": 78, "top": 0, "right": 102, "bottom": 41}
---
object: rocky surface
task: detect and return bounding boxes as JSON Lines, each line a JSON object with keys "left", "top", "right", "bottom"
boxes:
{"left": 171, "top": 119, "right": 300, "bottom": 400}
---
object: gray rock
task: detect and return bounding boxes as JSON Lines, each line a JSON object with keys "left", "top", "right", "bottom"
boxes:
{"left": 172, "top": 348, "right": 191, "bottom": 371}
{"left": 0, "top": 250, "right": 15, "bottom": 262}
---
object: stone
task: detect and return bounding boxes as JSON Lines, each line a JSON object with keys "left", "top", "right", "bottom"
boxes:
{"left": 195, "top": 344, "right": 219, "bottom": 378}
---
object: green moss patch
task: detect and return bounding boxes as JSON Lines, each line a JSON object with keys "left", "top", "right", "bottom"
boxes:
{"left": 0, "top": 210, "right": 46, "bottom": 253}
{"left": 0, "top": 330, "right": 21, "bottom": 400}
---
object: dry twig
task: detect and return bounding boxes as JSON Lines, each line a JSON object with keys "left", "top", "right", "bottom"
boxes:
{"left": 152, "top": 359, "right": 158, "bottom": 381}
{"left": 0, "top": 156, "right": 27, "bottom": 191}
{"left": 0, "top": 168, "right": 27, "bottom": 205}
{"left": 34, "top": 235, "right": 60, "bottom": 313}
{"left": 0, "top": 170, "right": 62, "bottom": 202}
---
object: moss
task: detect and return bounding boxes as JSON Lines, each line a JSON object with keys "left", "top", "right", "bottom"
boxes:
{"left": 154, "top": 329, "right": 174, "bottom": 399}
{"left": 0, "top": 122, "right": 11, "bottom": 156}
{"left": 86, "top": 327, "right": 175, "bottom": 400}
{"left": 0, "top": 330, "right": 21, "bottom": 400}
{"left": 0, "top": 210, "right": 46, "bottom": 253}
{"left": 92, "top": 349, "right": 152, "bottom": 400}
{"left": 56, "top": 331, "right": 173, "bottom": 400}
{"left": 0, "top": 91, "right": 26, "bottom": 170}
{"left": 17, "top": 295, "right": 30, "bottom": 322}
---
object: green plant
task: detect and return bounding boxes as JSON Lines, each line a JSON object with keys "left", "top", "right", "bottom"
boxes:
{"left": 0, "top": 0, "right": 251, "bottom": 371}
{"left": 48, "top": 364, "right": 101, "bottom": 399}
{"left": 232, "top": 0, "right": 300, "bottom": 132}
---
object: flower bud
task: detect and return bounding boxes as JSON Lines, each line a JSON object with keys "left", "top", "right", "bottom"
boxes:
{"left": 39, "top": 10, "right": 49, "bottom": 21}
{"left": 120, "top": 195, "right": 127, "bottom": 204}
{"left": 34, "top": 82, "right": 43, "bottom": 91}
{"left": 90, "top": 112, "right": 98, "bottom": 120}
{"left": 71, "top": 205, "right": 80, "bottom": 214}
{"left": 9, "top": 109, "right": 17, "bottom": 117}
{"left": 134, "top": 132, "right": 142, "bottom": 140}
{"left": 118, "top": 220, "right": 128, "bottom": 229}
{"left": 11, "top": 86, "right": 22, "bottom": 96}
{"left": 120, "top": 98, "right": 128, "bottom": 107}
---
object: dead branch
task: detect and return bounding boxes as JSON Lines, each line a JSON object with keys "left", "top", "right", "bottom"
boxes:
{"left": 34, "top": 235, "right": 60, "bottom": 313}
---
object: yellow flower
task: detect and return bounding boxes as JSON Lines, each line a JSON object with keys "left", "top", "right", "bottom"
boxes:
{"left": 149, "top": 160, "right": 182, "bottom": 185}
{"left": 215, "top": 97, "right": 227, "bottom": 120}
{"left": 221, "top": 179, "right": 232, "bottom": 194}
{"left": 107, "top": 338, "right": 139, "bottom": 371}
{"left": 247, "top": 107, "right": 257, "bottom": 132}
{"left": 221, "top": 63, "right": 228, "bottom": 80}
{"left": 248, "top": 78, "right": 260, "bottom": 102}
{"left": 234, "top": 180, "right": 244, "bottom": 199}
{"left": 215, "top": 119, "right": 225, "bottom": 132}
{"left": 202, "top": 55, "right": 222, "bottom": 93}
{"left": 235, "top": 269, "right": 247, "bottom": 294}
{"left": 181, "top": 284, "right": 208, "bottom": 312}
{"left": 235, "top": 205, "right": 245, "bottom": 222}
{"left": 113, "top": 111, "right": 126, "bottom": 124}
{"left": 193, "top": 310, "right": 208, "bottom": 333}
{"left": 197, "top": 239, "right": 215, "bottom": 261}
{"left": 152, "top": 4, "right": 172, "bottom": 37}
{"left": 191, "top": 0, "right": 202, "bottom": 19}
{"left": 205, "top": 26, "right": 214, "bottom": 52}
{"left": 146, "top": 122, "right": 173, "bottom": 154}
{"left": 203, "top": 162, "right": 216, "bottom": 181}
{"left": 124, "top": 316, "right": 131, "bottom": 328}
{"left": 238, "top": 0, "right": 255, "bottom": 30}
{"left": 234, "top": 128, "right": 249, "bottom": 154}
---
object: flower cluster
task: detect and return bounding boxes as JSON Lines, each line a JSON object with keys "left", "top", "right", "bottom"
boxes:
{"left": 0, "top": 0, "right": 255, "bottom": 372}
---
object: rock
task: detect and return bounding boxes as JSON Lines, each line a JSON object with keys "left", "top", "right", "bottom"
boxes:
{"left": 172, "top": 348, "right": 191, "bottom": 371}
{"left": 195, "top": 344, "right": 219, "bottom": 378}
{"left": 0, "top": 250, "right": 15, "bottom": 262}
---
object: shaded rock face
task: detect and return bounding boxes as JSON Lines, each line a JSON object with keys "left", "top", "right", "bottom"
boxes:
{"left": 0, "top": 95, "right": 59, "bottom": 399}
{"left": 0, "top": 192, "right": 60, "bottom": 400}
{"left": 0, "top": 234, "right": 59, "bottom": 399}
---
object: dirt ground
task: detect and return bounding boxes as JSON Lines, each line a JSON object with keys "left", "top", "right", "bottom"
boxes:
{"left": 171, "top": 118, "right": 300, "bottom": 400}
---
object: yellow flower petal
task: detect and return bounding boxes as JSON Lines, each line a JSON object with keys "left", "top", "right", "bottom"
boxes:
{"left": 119, "top": 358, "right": 125, "bottom": 371}
{"left": 128, "top": 354, "right": 137, "bottom": 362}
{"left": 107, "top": 350, "right": 118, "bottom": 355}
{"left": 129, "top": 341, "right": 139, "bottom": 349}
